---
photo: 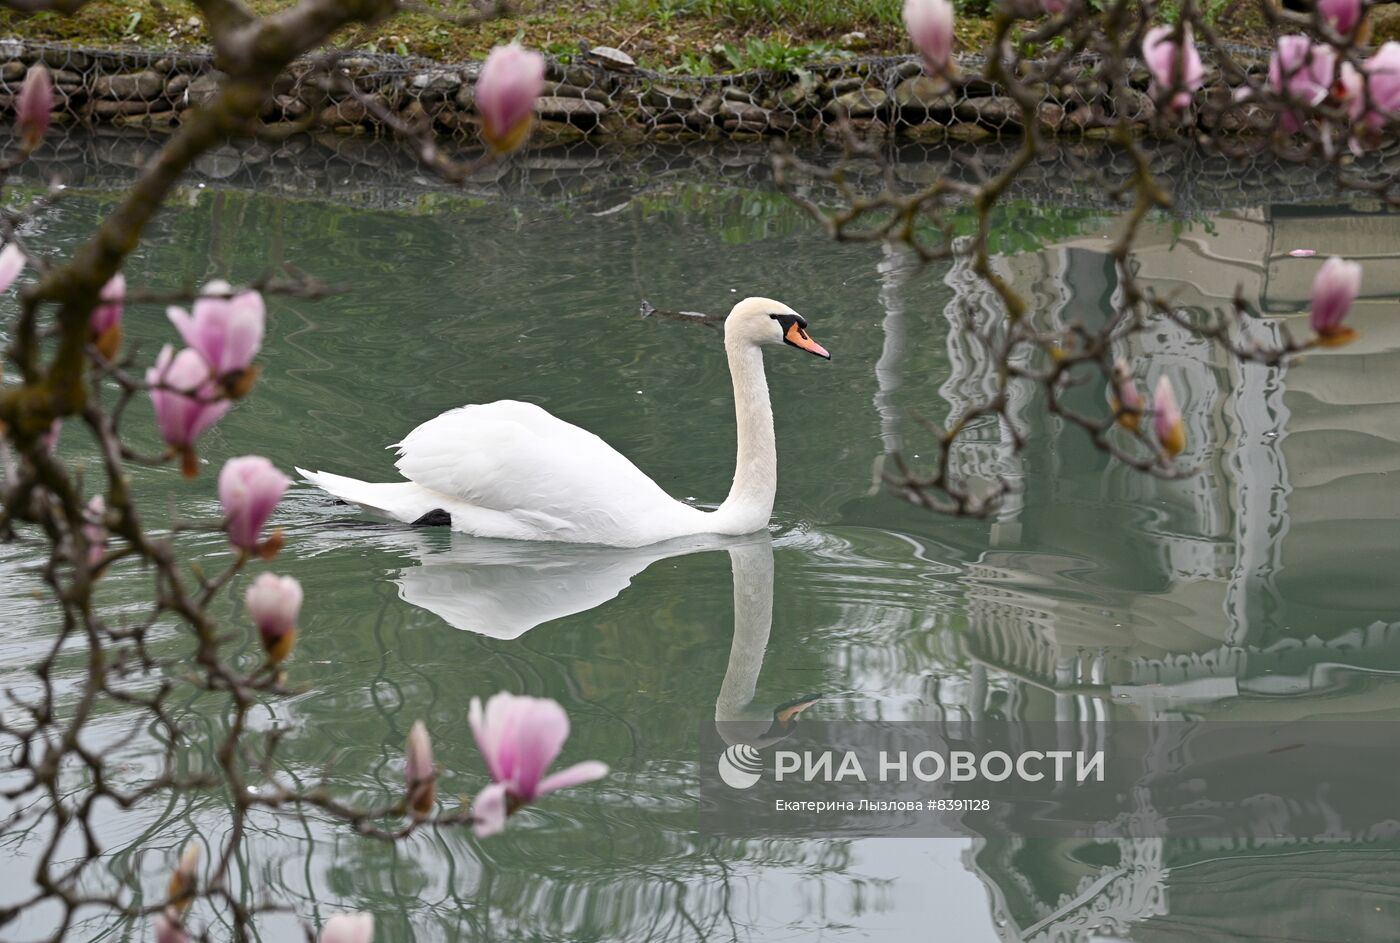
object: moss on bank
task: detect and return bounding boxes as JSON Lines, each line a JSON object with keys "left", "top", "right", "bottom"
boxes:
{"left": 0, "top": 0, "right": 1278, "bottom": 74}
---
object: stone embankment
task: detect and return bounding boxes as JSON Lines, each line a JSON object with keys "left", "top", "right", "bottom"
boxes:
{"left": 0, "top": 38, "right": 1275, "bottom": 144}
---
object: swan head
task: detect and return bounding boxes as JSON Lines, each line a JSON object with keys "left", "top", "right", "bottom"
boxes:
{"left": 725, "top": 297, "right": 830, "bottom": 360}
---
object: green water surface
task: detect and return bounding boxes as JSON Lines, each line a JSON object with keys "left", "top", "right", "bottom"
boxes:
{"left": 3, "top": 137, "right": 1400, "bottom": 943}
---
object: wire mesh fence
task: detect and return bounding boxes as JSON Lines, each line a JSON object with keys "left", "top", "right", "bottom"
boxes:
{"left": 0, "top": 37, "right": 1284, "bottom": 144}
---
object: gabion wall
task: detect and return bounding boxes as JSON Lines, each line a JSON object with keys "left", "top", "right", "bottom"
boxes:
{"left": 0, "top": 37, "right": 1277, "bottom": 145}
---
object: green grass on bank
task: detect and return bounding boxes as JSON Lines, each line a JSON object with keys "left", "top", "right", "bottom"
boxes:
{"left": 613, "top": 0, "right": 903, "bottom": 32}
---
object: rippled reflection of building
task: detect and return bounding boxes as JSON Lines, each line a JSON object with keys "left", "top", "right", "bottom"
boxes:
{"left": 911, "top": 203, "right": 1400, "bottom": 942}
{"left": 942, "top": 205, "right": 1400, "bottom": 715}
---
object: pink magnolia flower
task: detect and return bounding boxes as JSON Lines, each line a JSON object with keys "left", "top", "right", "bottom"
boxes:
{"left": 904, "top": 0, "right": 955, "bottom": 76}
{"left": 245, "top": 572, "right": 302, "bottom": 665}
{"left": 1143, "top": 25, "right": 1204, "bottom": 110}
{"left": 0, "top": 243, "right": 25, "bottom": 294}
{"left": 1310, "top": 255, "right": 1362, "bottom": 346}
{"left": 406, "top": 720, "right": 436, "bottom": 816}
{"left": 16, "top": 64, "right": 53, "bottom": 149}
{"left": 320, "top": 913, "right": 375, "bottom": 943}
{"left": 1366, "top": 43, "right": 1400, "bottom": 105}
{"left": 476, "top": 44, "right": 545, "bottom": 155}
{"left": 1319, "top": 0, "right": 1364, "bottom": 35}
{"left": 167, "top": 281, "right": 265, "bottom": 379}
{"left": 147, "top": 345, "right": 230, "bottom": 476}
{"left": 469, "top": 692, "right": 609, "bottom": 838}
{"left": 83, "top": 495, "right": 107, "bottom": 569}
{"left": 1351, "top": 42, "right": 1400, "bottom": 133}
{"left": 1269, "top": 36, "right": 1338, "bottom": 132}
{"left": 1153, "top": 376, "right": 1185, "bottom": 458}
{"left": 1108, "top": 358, "right": 1144, "bottom": 431}
{"left": 91, "top": 273, "right": 125, "bottom": 360}
{"left": 219, "top": 455, "right": 290, "bottom": 553}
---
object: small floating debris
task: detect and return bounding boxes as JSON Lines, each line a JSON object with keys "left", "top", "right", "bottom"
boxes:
{"left": 1288, "top": 249, "right": 1317, "bottom": 257}
{"left": 639, "top": 299, "right": 725, "bottom": 324}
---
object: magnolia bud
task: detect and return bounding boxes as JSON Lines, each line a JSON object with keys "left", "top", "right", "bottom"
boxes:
{"left": 1309, "top": 256, "right": 1362, "bottom": 347}
{"left": 1108, "top": 358, "right": 1143, "bottom": 431}
{"left": 1153, "top": 376, "right": 1185, "bottom": 458}
{"left": 475, "top": 44, "right": 545, "bottom": 155}
{"left": 16, "top": 64, "right": 54, "bottom": 149}
{"left": 903, "top": 0, "right": 955, "bottom": 76}
{"left": 406, "top": 720, "right": 436, "bottom": 817}
{"left": 245, "top": 573, "right": 302, "bottom": 666}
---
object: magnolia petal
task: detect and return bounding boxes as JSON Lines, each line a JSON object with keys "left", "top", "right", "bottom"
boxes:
{"left": 1319, "top": 0, "right": 1363, "bottom": 34}
{"left": 320, "top": 912, "right": 374, "bottom": 943}
{"left": 166, "top": 305, "right": 210, "bottom": 362}
{"left": 187, "top": 399, "right": 232, "bottom": 441}
{"left": 536, "top": 760, "right": 610, "bottom": 797}
{"left": 472, "top": 781, "right": 509, "bottom": 838}
{"left": 503, "top": 696, "right": 570, "bottom": 798}
{"left": 0, "top": 243, "right": 24, "bottom": 294}
{"left": 222, "top": 291, "right": 266, "bottom": 374}
{"left": 468, "top": 695, "right": 505, "bottom": 783}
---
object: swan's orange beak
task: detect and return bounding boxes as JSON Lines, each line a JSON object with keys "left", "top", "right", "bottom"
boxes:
{"left": 776, "top": 695, "right": 820, "bottom": 724}
{"left": 784, "top": 321, "right": 830, "bottom": 360}
{"left": 761, "top": 693, "right": 821, "bottom": 742}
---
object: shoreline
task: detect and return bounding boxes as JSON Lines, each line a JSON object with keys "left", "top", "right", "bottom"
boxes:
{"left": 10, "top": 124, "right": 1387, "bottom": 219}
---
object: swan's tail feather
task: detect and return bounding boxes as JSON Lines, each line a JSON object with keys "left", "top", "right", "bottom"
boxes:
{"left": 296, "top": 467, "right": 425, "bottom": 522}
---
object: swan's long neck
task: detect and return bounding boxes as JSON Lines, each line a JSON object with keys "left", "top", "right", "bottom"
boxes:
{"left": 712, "top": 339, "right": 775, "bottom": 534}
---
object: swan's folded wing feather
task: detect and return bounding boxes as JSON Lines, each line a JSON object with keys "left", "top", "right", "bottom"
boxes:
{"left": 392, "top": 401, "right": 680, "bottom": 524}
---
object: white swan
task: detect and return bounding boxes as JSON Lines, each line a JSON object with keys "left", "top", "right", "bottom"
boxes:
{"left": 296, "top": 297, "right": 830, "bottom": 547}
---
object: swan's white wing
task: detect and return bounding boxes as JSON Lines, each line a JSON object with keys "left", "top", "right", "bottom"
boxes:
{"left": 393, "top": 400, "right": 690, "bottom": 542}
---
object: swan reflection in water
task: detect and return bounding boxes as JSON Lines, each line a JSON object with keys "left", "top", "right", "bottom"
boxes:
{"left": 374, "top": 528, "right": 818, "bottom": 745}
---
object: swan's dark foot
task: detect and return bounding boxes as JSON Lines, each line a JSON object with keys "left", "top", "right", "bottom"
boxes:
{"left": 411, "top": 508, "right": 452, "bottom": 527}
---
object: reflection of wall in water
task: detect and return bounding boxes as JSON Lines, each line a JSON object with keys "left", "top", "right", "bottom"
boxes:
{"left": 967, "top": 828, "right": 1400, "bottom": 943}
{"left": 925, "top": 207, "right": 1400, "bottom": 943}
{"left": 926, "top": 208, "right": 1400, "bottom": 718}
